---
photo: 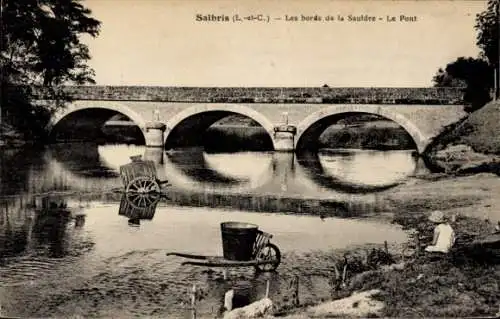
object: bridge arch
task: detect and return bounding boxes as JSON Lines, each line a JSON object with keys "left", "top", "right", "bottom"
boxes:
{"left": 295, "top": 104, "right": 430, "bottom": 154}
{"left": 46, "top": 101, "right": 147, "bottom": 142}
{"left": 164, "top": 104, "right": 276, "bottom": 150}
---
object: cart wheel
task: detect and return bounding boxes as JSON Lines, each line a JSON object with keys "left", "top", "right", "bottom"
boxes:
{"left": 126, "top": 191, "right": 161, "bottom": 209}
{"left": 255, "top": 243, "right": 281, "bottom": 272}
{"left": 126, "top": 177, "right": 161, "bottom": 194}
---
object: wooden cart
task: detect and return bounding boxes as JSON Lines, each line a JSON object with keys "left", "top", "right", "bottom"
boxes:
{"left": 166, "top": 230, "right": 281, "bottom": 272}
{"left": 119, "top": 155, "right": 170, "bottom": 194}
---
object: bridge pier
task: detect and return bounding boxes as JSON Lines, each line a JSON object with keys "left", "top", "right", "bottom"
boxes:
{"left": 144, "top": 121, "right": 167, "bottom": 148}
{"left": 273, "top": 125, "right": 297, "bottom": 152}
{"left": 143, "top": 121, "right": 166, "bottom": 164}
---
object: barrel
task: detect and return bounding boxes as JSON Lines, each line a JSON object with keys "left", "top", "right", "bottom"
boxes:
{"left": 221, "top": 222, "right": 258, "bottom": 261}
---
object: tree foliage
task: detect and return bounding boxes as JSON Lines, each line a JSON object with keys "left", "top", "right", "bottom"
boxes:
{"left": 1, "top": 0, "right": 100, "bottom": 139}
{"left": 433, "top": 0, "right": 499, "bottom": 112}
{"left": 432, "top": 68, "right": 467, "bottom": 88}
{"left": 433, "top": 57, "right": 494, "bottom": 112}
{"left": 475, "top": 0, "right": 500, "bottom": 68}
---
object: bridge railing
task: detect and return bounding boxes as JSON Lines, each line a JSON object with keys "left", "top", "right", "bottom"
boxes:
{"left": 26, "top": 85, "right": 465, "bottom": 105}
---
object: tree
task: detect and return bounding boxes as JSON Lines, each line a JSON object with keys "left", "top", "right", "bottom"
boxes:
{"left": 1, "top": 0, "right": 100, "bottom": 139}
{"left": 432, "top": 68, "right": 467, "bottom": 88}
{"left": 475, "top": 0, "right": 500, "bottom": 99}
{"left": 433, "top": 57, "right": 494, "bottom": 112}
{"left": 433, "top": 0, "right": 499, "bottom": 111}
{"left": 475, "top": 0, "right": 499, "bottom": 69}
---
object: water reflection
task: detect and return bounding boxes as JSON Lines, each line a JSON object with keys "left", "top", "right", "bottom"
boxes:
{"left": 97, "top": 144, "right": 152, "bottom": 170}
{"left": 0, "top": 194, "right": 90, "bottom": 260}
{"left": 74, "top": 214, "right": 86, "bottom": 229}
{"left": 0, "top": 143, "right": 421, "bottom": 205}
{"left": 163, "top": 150, "right": 275, "bottom": 193}
{"left": 0, "top": 199, "right": 33, "bottom": 258}
{"left": 0, "top": 147, "right": 46, "bottom": 196}
{"left": 49, "top": 143, "right": 120, "bottom": 178}
{"left": 31, "top": 196, "right": 73, "bottom": 258}
{"left": 118, "top": 193, "right": 160, "bottom": 227}
{"left": 296, "top": 150, "right": 416, "bottom": 193}
{"left": 317, "top": 149, "right": 417, "bottom": 186}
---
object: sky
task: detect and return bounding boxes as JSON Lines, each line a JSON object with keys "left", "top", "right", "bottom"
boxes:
{"left": 82, "top": 0, "right": 487, "bottom": 87}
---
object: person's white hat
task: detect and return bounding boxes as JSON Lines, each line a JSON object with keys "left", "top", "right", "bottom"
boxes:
{"left": 428, "top": 210, "right": 445, "bottom": 223}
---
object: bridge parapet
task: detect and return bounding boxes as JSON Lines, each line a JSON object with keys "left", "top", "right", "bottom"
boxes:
{"left": 31, "top": 85, "right": 464, "bottom": 105}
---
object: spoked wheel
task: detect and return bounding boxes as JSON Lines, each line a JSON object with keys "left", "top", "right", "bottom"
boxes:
{"left": 126, "top": 191, "right": 161, "bottom": 209}
{"left": 255, "top": 243, "right": 281, "bottom": 272}
{"left": 126, "top": 177, "right": 161, "bottom": 195}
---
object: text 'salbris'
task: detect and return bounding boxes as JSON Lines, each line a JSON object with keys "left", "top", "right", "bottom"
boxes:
{"left": 196, "top": 14, "right": 230, "bottom": 22}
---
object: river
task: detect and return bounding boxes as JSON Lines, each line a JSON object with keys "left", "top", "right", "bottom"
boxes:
{"left": 0, "top": 143, "right": 423, "bottom": 318}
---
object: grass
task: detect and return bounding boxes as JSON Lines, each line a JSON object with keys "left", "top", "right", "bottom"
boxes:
{"left": 457, "top": 100, "right": 500, "bottom": 155}
{"left": 422, "top": 100, "right": 500, "bottom": 175}
{"left": 427, "top": 100, "right": 500, "bottom": 155}
{"left": 353, "top": 256, "right": 500, "bottom": 318}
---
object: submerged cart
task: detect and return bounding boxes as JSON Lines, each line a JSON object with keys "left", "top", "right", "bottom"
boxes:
{"left": 167, "top": 222, "right": 281, "bottom": 272}
{"left": 119, "top": 155, "right": 170, "bottom": 195}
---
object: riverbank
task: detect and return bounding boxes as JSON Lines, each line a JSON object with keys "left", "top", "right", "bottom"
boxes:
{"left": 425, "top": 99, "right": 500, "bottom": 175}
{"left": 270, "top": 172, "right": 500, "bottom": 318}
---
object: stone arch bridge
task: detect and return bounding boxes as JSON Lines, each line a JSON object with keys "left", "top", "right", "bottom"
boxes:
{"left": 43, "top": 86, "right": 466, "bottom": 154}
